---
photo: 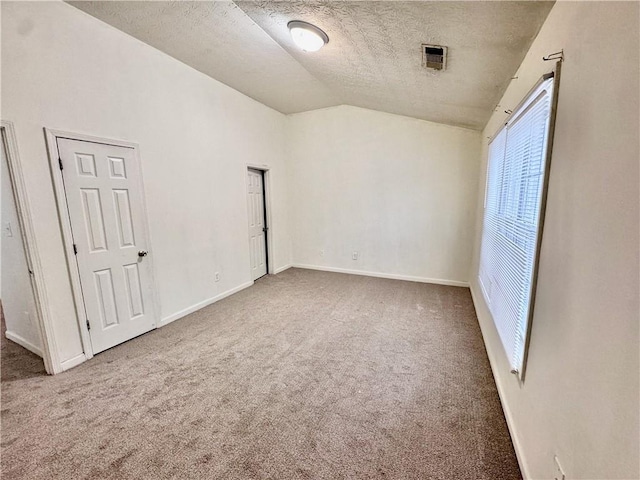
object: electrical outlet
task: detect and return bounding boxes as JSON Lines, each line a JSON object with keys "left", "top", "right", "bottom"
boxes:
{"left": 554, "top": 455, "right": 566, "bottom": 480}
{"left": 352, "top": 251, "right": 358, "bottom": 260}
{"left": 214, "top": 272, "right": 220, "bottom": 282}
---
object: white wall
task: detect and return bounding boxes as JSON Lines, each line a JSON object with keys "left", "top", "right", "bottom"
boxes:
{"left": 1, "top": 1, "right": 291, "bottom": 368}
{"left": 1, "top": 140, "right": 43, "bottom": 356}
{"left": 469, "top": 2, "right": 639, "bottom": 479}
{"left": 288, "top": 106, "right": 481, "bottom": 285}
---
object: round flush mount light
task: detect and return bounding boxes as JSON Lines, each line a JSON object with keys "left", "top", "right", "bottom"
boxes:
{"left": 287, "top": 20, "right": 329, "bottom": 52}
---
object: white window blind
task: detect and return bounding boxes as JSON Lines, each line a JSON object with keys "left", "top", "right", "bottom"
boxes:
{"left": 479, "top": 75, "right": 555, "bottom": 377}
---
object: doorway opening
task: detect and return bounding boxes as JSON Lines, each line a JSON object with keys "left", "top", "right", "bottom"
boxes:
{"left": 1, "top": 121, "right": 56, "bottom": 374}
{"left": 246, "top": 167, "right": 269, "bottom": 281}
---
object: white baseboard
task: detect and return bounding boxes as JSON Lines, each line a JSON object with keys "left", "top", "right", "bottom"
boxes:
{"left": 5, "top": 330, "right": 43, "bottom": 358}
{"left": 292, "top": 264, "right": 469, "bottom": 287}
{"left": 160, "top": 280, "right": 254, "bottom": 327}
{"left": 469, "top": 283, "right": 530, "bottom": 479}
{"left": 60, "top": 353, "right": 87, "bottom": 371}
{"left": 274, "top": 264, "right": 292, "bottom": 274}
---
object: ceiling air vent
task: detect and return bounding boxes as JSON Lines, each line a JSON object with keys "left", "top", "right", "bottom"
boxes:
{"left": 422, "top": 44, "right": 447, "bottom": 71}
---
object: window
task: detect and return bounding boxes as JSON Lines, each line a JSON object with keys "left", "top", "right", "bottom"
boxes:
{"left": 479, "top": 73, "right": 557, "bottom": 378}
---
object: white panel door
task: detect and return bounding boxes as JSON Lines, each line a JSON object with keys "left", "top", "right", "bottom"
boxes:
{"left": 247, "top": 169, "right": 267, "bottom": 280}
{"left": 58, "top": 138, "right": 156, "bottom": 354}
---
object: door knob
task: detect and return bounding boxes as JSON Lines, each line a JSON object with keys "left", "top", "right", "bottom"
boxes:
{"left": 138, "top": 250, "right": 148, "bottom": 257}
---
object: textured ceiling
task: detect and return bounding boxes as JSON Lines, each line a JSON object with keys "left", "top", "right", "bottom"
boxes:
{"left": 68, "top": 1, "right": 339, "bottom": 113}
{"left": 68, "top": 1, "right": 554, "bottom": 129}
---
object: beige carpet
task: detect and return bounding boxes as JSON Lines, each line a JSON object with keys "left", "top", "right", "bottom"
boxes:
{"left": 1, "top": 268, "right": 520, "bottom": 479}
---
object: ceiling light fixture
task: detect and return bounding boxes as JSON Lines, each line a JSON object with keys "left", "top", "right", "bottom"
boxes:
{"left": 287, "top": 20, "right": 329, "bottom": 52}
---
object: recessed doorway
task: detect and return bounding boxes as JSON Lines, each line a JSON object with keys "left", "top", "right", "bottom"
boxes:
{"left": 246, "top": 168, "right": 269, "bottom": 281}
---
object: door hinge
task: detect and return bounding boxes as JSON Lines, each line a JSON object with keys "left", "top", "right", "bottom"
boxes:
{"left": 73, "top": 244, "right": 78, "bottom": 255}
{"left": 86, "top": 319, "right": 91, "bottom": 331}
{"left": 58, "top": 157, "right": 63, "bottom": 170}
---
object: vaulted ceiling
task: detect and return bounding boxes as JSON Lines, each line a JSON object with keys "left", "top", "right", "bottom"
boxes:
{"left": 68, "top": 1, "right": 554, "bottom": 130}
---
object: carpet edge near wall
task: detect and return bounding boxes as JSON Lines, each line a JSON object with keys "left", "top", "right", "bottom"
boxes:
{"left": 292, "top": 264, "right": 469, "bottom": 288}
{"left": 469, "top": 283, "right": 529, "bottom": 480}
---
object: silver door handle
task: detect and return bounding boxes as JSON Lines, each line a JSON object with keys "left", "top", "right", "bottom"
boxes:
{"left": 138, "top": 250, "right": 148, "bottom": 257}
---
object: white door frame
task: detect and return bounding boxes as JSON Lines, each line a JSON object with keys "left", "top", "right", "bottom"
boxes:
{"left": 44, "top": 128, "right": 161, "bottom": 361}
{"left": 245, "top": 164, "right": 274, "bottom": 277}
{"left": 1, "top": 121, "right": 59, "bottom": 374}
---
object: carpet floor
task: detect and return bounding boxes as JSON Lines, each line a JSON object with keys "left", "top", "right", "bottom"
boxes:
{"left": 1, "top": 268, "right": 520, "bottom": 479}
